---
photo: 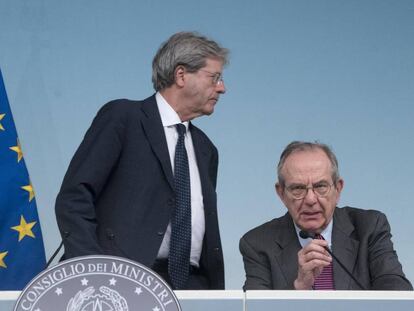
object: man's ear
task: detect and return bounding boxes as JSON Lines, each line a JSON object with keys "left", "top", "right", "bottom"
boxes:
{"left": 334, "top": 178, "right": 344, "bottom": 204}
{"left": 335, "top": 178, "right": 344, "bottom": 192}
{"left": 174, "top": 65, "right": 186, "bottom": 87}
{"left": 275, "top": 182, "right": 285, "bottom": 201}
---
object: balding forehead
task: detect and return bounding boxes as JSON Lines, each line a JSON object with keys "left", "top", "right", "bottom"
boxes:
{"left": 280, "top": 149, "right": 335, "bottom": 183}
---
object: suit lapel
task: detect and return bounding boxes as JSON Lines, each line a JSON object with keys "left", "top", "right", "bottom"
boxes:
{"left": 190, "top": 123, "right": 214, "bottom": 205}
{"left": 274, "top": 214, "right": 302, "bottom": 287}
{"left": 189, "top": 123, "right": 211, "bottom": 188}
{"left": 332, "top": 208, "right": 359, "bottom": 289}
{"left": 272, "top": 209, "right": 360, "bottom": 289}
{"left": 140, "top": 95, "right": 175, "bottom": 190}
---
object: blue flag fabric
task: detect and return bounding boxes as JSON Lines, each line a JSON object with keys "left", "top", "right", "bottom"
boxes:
{"left": 0, "top": 69, "right": 46, "bottom": 290}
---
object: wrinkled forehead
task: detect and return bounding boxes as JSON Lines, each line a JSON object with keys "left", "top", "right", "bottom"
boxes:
{"left": 281, "top": 150, "right": 333, "bottom": 183}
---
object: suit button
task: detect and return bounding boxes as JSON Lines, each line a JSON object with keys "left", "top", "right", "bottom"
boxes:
{"left": 213, "top": 247, "right": 220, "bottom": 252}
{"left": 157, "top": 231, "right": 165, "bottom": 236}
{"left": 168, "top": 198, "right": 175, "bottom": 205}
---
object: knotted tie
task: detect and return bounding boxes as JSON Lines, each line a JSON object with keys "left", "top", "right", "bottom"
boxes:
{"left": 313, "top": 234, "right": 334, "bottom": 290}
{"left": 168, "top": 124, "right": 191, "bottom": 289}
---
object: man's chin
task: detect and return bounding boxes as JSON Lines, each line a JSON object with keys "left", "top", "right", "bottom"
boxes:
{"left": 298, "top": 221, "right": 325, "bottom": 233}
{"left": 203, "top": 106, "right": 215, "bottom": 116}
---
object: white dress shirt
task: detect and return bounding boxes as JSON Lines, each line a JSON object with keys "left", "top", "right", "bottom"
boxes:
{"left": 295, "top": 220, "right": 333, "bottom": 249}
{"left": 155, "top": 92, "right": 205, "bottom": 267}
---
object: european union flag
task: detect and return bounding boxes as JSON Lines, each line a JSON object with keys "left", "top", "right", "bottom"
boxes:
{"left": 0, "top": 69, "right": 46, "bottom": 290}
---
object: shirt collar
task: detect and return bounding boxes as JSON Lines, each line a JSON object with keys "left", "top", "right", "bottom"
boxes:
{"left": 156, "top": 92, "right": 189, "bottom": 129}
{"left": 294, "top": 219, "right": 333, "bottom": 248}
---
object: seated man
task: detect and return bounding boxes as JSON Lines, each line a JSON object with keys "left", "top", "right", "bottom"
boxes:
{"left": 240, "top": 141, "right": 412, "bottom": 290}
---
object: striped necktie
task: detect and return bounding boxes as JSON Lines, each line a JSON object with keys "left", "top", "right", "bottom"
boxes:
{"left": 313, "top": 234, "right": 335, "bottom": 290}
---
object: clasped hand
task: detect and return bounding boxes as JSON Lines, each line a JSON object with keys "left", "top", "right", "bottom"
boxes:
{"left": 294, "top": 239, "right": 332, "bottom": 290}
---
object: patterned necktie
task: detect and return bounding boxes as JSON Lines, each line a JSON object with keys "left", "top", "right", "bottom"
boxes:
{"left": 168, "top": 124, "right": 191, "bottom": 289}
{"left": 313, "top": 234, "right": 335, "bottom": 290}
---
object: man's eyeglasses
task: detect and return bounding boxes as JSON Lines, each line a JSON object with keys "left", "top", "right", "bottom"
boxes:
{"left": 199, "top": 69, "right": 224, "bottom": 85}
{"left": 285, "top": 181, "right": 334, "bottom": 200}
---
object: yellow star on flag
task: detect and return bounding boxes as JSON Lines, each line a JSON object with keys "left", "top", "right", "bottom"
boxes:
{"left": 0, "top": 113, "right": 5, "bottom": 131}
{"left": 21, "top": 183, "right": 35, "bottom": 202}
{"left": 11, "top": 216, "right": 36, "bottom": 242}
{"left": 0, "top": 251, "right": 8, "bottom": 268}
{"left": 10, "top": 139, "right": 23, "bottom": 162}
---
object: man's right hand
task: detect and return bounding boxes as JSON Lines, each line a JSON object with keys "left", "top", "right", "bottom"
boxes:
{"left": 293, "top": 239, "right": 332, "bottom": 290}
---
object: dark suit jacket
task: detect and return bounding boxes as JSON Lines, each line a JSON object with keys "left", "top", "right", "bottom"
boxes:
{"left": 240, "top": 206, "right": 412, "bottom": 290}
{"left": 55, "top": 95, "right": 224, "bottom": 289}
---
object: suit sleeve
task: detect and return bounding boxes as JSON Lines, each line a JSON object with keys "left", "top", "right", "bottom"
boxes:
{"left": 55, "top": 102, "right": 126, "bottom": 258}
{"left": 368, "top": 212, "right": 413, "bottom": 290}
{"left": 239, "top": 235, "right": 274, "bottom": 290}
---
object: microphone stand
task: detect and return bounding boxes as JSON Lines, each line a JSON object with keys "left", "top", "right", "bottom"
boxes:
{"left": 45, "top": 231, "right": 70, "bottom": 269}
{"left": 300, "top": 230, "right": 366, "bottom": 290}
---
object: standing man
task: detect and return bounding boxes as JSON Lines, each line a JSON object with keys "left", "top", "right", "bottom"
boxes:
{"left": 55, "top": 32, "right": 229, "bottom": 290}
{"left": 240, "top": 141, "right": 412, "bottom": 290}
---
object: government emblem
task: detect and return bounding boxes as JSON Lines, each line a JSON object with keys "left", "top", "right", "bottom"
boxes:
{"left": 14, "top": 255, "right": 181, "bottom": 311}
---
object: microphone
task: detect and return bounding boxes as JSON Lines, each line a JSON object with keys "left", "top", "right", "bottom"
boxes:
{"left": 45, "top": 231, "right": 70, "bottom": 269}
{"left": 299, "top": 230, "right": 316, "bottom": 239}
{"left": 299, "top": 230, "right": 366, "bottom": 290}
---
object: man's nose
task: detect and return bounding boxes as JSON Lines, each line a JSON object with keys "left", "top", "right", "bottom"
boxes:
{"left": 216, "top": 81, "right": 226, "bottom": 94}
{"left": 303, "top": 187, "right": 318, "bottom": 205}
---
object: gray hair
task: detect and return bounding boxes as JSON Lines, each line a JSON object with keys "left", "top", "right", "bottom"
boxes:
{"left": 152, "top": 32, "right": 229, "bottom": 91}
{"left": 277, "top": 141, "right": 340, "bottom": 187}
